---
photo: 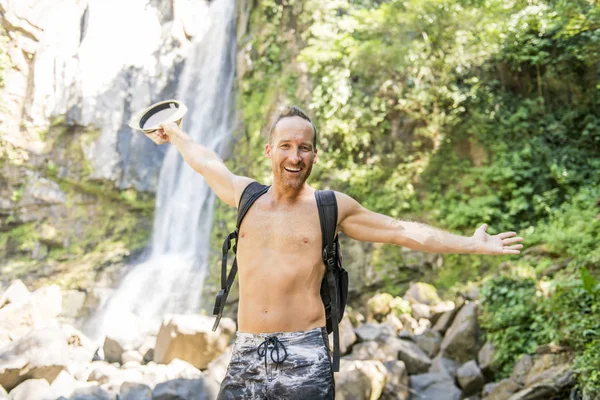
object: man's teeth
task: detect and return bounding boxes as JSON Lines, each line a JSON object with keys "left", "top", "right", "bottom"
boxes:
{"left": 285, "top": 167, "right": 301, "bottom": 172}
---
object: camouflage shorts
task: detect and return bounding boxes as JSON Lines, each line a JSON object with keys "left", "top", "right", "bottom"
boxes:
{"left": 217, "top": 327, "right": 335, "bottom": 400}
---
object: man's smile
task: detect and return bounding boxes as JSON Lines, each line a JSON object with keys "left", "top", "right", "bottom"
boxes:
{"left": 284, "top": 166, "right": 302, "bottom": 173}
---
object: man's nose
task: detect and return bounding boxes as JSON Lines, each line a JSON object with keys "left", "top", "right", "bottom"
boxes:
{"left": 290, "top": 151, "right": 302, "bottom": 163}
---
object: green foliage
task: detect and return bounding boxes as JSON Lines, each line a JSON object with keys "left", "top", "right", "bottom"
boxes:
{"left": 480, "top": 275, "right": 555, "bottom": 377}
{"left": 236, "top": 0, "right": 600, "bottom": 391}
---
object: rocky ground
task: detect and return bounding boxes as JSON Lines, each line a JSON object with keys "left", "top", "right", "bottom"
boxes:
{"left": 0, "top": 281, "right": 575, "bottom": 400}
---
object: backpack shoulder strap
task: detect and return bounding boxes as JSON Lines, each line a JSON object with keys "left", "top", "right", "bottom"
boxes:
{"left": 236, "top": 181, "right": 270, "bottom": 228}
{"left": 315, "top": 190, "right": 341, "bottom": 371}
{"left": 212, "top": 181, "right": 269, "bottom": 331}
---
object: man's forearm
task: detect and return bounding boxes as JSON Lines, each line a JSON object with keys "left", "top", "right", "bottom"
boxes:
{"left": 393, "top": 220, "right": 480, "bottom": 254}
{"left": 169, "top": 128, "right": 222, "bottom": 173}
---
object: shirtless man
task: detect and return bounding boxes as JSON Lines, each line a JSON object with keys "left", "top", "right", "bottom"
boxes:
{"left": 146, "top": 106, "right": 524, "bottom": 399}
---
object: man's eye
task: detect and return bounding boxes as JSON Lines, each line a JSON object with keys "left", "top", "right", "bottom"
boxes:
{"left": 281, "top": 144, "right": 289, "bottom": 148}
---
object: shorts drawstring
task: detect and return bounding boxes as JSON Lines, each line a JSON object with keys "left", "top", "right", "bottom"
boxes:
{"left": 257, "top": 335, "right": 288, "bottom": 370}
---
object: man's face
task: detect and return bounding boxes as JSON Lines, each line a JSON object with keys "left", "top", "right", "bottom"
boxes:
{"left": 265, "top": 116, "right": 318, "bottom": 190}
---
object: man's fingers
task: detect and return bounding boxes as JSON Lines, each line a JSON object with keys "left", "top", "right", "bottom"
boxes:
{"left": 498, "top": 231, "right": 517, "bottom": 239}
{"left": 479, "top": 223, "right": 488, "bottom": 231}
{"left": 503, "top": 237, "right": 524, "bottom": 245}
{"left": 503, "top": 249, "right": 521, "bottom": 255}
{"left": 505, "top": 244, "right": 523, "bottom": 250}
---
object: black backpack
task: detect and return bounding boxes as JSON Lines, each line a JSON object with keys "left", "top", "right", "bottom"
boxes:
{"left": 212, "top": 181, "right": 348, "bottom": 372}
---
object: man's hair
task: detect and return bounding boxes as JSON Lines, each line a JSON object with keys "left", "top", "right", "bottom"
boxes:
{"left": 268, "top": 106, "right": 318, "bottom": 148}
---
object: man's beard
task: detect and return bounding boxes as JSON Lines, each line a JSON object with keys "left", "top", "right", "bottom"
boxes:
{"left": 277, "top": 162, "right": 313, "bottom": 190}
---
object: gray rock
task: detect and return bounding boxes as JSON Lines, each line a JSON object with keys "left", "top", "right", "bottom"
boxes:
{"left": 355, "top": 323, "right": 394, "bottom": 342}
{"left": 151, "top": 378, "right": 220, "bottom": 400}
{"left": 335, "top": 359, "right": 388, "bottom": 400}
{"left": 409, "top": 372, "right": 462, "bottom": 400}
{"left": 61, "top": 290, "right": 87, "bottom": 319}
{"left": 403, "top": 282, "right": 441, "bottom": 305}
{"left": 524, "top": 353, "right": 572, "bottom": 388}
{"left": 70, "top": 385, "right": 113, "bottom": 400}
{"left": 0, "top": 327, "right": 68, "bottom": 392}
{"left": 0, "top": 385, "right": 8, "bottom": 400}
{"left": 346, "top": 341, "right": 390, "bottom": 362}
{"left": 119, "top": 382, "right": 152, "bottom": 400}
{"left": 102, "top": 336, "right": 127, "bottom": 364}
{"left": 429, "top": 356, "right": 460, "bottom": 378}
{"left": 8, "top": 379, "right": 52, "bottom": 400}
{"left": 511, "top": 354, "right": 534, "bottom": 386}
{"left": 440, "top": 302, "right": 480, "bottom": 363}
{"left": 456, "top": 360, "right": 484, "bottom": 396}
{"left": 478, "top": 341, "right": 496, "bottom": 376}
{"left": 506, "top": 384, "right": 562, "bottom": 400}
{"left": 414, "top": 329, "right": 442, "bottom": 358}
{"left": 486, "top": 378, "right": 522, "bottom": 400}
{"left": 393, "top": 339, "right": 432, "bottom": 375}
{"left": 482, "top": 382, "right": 498, "bottom": 397}
{"left": 381, "top": 360, "right": 409, "bottom": 400}
{"left": 432, "top": 303, "right": 461, "bottom": 335}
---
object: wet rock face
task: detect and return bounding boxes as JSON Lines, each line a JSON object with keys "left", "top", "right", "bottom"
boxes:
{"left": 0, "top": 0, "right": 205, "bottom": 190}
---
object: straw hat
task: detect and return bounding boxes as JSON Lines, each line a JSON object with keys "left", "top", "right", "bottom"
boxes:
{"left": 128, "top": 99, "right": 188, "bottom": 134}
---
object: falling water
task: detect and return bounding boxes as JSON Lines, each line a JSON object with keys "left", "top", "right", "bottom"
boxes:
{"left": 87, "top": 0, "right": 236, "bottom": 342}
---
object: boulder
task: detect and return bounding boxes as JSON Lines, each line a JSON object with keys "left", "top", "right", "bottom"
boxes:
{"left": 367, "top": 293, "right": 395, "bottom": 321}
{"left": 524, "top": 353, "right": 572, "bottom": 388}
{"left": 409, "top": 372, "right": 462, "bottom": 400}
{"left": 49, "top": 370, "right": 78, "bottom": 398}
{"left": 61, "top": 290, "right": 87, "bottom": 319}
{"left": 411, "top": 303, "right": 431, "bottom": 320}
{"left": 0, "top": 327, "right": 68, "bottom": 391}
{"left": 69, "top": 385, "right": 113, "bottom": 400}
{"left": 0, "top": 281, "right": 30, "bottom": 308}
{"left": 9, "top": 379, "right": 52, "bottom": 400}
{"left": 380, "top": 360, "right": 409, "bottom": 400}
{"left": 403, "top": 282, "right": 441, "bottom": 305}
{"left": 31, "top": 285, "right": 62, "bottom": 320}
{"left": 335, "top": 359, "right": 388, "bottom": 400}
{"left": 0, "top": 385, "right": 8, "bottom": 400}
{"left": 440, "top": 302, "right": 480, "bottom": 363}
{"left": 511, "top": 355, "right": 534, "bottom": 386}
{"left": 205, "top": 345, "right": 233, "bottom": 383}
{"left": 393, "top": 339, "right": 432, "bottom": 375}
{"left": 346, "top": 341, "right": 390, "bottom": 363}
{"left": 478, "top": 341, "right": 496, "bottom": 377}
{"left": 165, "top": 359, "right": 202, "bottom": 380}
{"left": 485, "top": 378, "right": 522, "bottom": 400}
{"left": 151, "top": 378, "right": 220, "bottom": 400}
{"left": 414, "top": 329, "right": 442, "bottom": 358}
{"left": 154, "top": 315, "right": 235, "bottom": 370}
{"left": 121, "top": 350, "right": 144, "bottom": 365}
{"left": 355, "top": 323, "right": 394, "bottom": 342}
{"left": 429, "top": 301, "right": 455, "bottom": 326}
{"left": 102, "top": 336, "right": 128, "bottom": 364}
{"left": 86, "top": 361, "right": 120, "bottom": 385}
{"left": 456, "top": 360, "right": 484, "bottom": 396}
{"left": 120, "top": 382, "right": 152, "bottom": 400}
{"left": 429, "top": 356, "right": 460, "bottom": 378}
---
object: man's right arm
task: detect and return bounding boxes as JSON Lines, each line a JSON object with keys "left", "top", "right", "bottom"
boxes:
{"left": 151, "top": 122, "right": 253, "bottom": 208}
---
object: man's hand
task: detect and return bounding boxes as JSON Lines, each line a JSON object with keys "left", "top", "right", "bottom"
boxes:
{"left": 143, "top": 122, "right": 181, "bottom": 145}
{"left": 473, "top": 224, "right": 524, "bottom": 255}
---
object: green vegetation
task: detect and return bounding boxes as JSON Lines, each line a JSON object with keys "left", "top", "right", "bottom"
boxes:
{"left": 233, "top": 0, "right": 600, "bottom": 393}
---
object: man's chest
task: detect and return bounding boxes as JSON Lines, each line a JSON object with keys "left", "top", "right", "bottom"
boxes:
{"left": 238, "top": 198, "right": 323, "bottom": 252}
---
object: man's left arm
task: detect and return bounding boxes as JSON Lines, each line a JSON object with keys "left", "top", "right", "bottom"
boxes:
{"left": 336, "top": 192, "right": 524, "bottom": 255}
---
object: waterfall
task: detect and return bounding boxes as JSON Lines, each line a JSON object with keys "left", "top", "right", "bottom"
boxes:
{"left": 86, "top": 0, "right": 236, "bottom": 342}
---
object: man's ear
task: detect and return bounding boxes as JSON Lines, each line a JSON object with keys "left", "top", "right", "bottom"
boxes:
{"left": 313, "top": 148, "right": 318, "bottom": 164}
{"left": 265, "top": 143, "right": 272, "bottom": 159}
